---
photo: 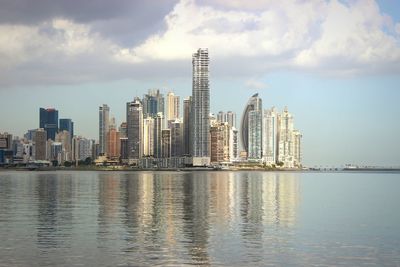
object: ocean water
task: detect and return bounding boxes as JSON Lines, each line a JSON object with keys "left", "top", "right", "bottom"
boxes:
{"left": 0, "top": 170, "right": 399, "bottom": 266}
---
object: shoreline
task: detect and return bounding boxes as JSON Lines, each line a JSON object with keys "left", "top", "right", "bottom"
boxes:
{"left": 1, "top": 166, "right": 400, "bottom": 172}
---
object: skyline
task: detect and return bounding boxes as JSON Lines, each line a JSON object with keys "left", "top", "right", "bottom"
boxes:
{"left": 1, "top": 0, "right": 400, "bottom": 167}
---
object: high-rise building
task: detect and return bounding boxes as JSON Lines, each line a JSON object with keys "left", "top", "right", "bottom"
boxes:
{"left": 143, "top": 89, "right": 164, "bottom": 118}
{"left": 120, "top": 138, "right": 129, "bottom": 163}
{"left": 210, "top": 122, "right": 230, "bottom": 163}
{"left": 191, "top": 48, "right": 210, "bottom": 165}
{"left": 153, "top": 112, "right": 164, "bottom": 158}
{"left": 55, "top": 130, "right": 71, "bottom": 162}
{"left": 170, "top": 119, "right": 183, "bottom": 157}
{"left": 161, "top": 129, "right": 171, "bottom": 158}
{"left": 119, "top": 122, "right": 127, "bottom": 138}
{"left": 277, "top": 107, "right": 294, "bottom": 167}
{"left": 293, "top": 130, "right": 302, "bottom": 167}
{"left": 39, "top": 108, "right": 58, "bottom": 140}
{"left": 217, "top": 111, "right": 225, "bottom": 123}
{"left": 241, "top": 94, "right": 263, "bottom": 160}
{"left": 126, "top": 98, "right": 143, "bottom": 164}
{"left": 229, "top": 127, "right": 239, "bottom": 162}
{"left": 59, "top": 118, "right": 74, "bottom": 140}
{"left": 33, "top": 128, "right": 47, "bottom": 160}
{"left": 225, "top": 111, "right": 236, "bottom": 128}
{"left": 99, "top": 104, "right": 110, "bottom": 155}
{"left": 24, "top": 129, "right": 37, "bottom": 141}
{"left": 107, "top": 124, "right": 121, "bottom": 160}
{"left": 241, "top": 93, "right": 262, "bottom": 158}
{"left": 166, "top": 91, "right": 180, "bottom": 122}
{"left": 0, "top": 132, "right": 12, "bottom": 150}
{"left": 143, "top": 117, "right": 155, "bottom": 157}
{"left": 183, "top": 97, "right": 192, "bottom": 156}
{"left": 262, "top": 107, "right": 278, "bottom": 165}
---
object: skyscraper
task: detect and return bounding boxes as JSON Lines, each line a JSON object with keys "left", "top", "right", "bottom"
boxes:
{"left": 33, "top": 128, "right": 47, "bottom": 160}
{"left": 107, "top": 119, "right": 121, "bottom": 160}
{"left": 241, "top": 94, "right": 262, "bottom": 159}
{"left": 170, "top": 119, "right": 183, "bottom": 157}
{"left": 153, "top": 112, "right": 164, "bottom": 158}
{"left": 143, "top": 117, "right": 155, "bottom": 157}
{"left": 191, "top": 48, "right": 210, "bottom": 165}
{"left": 161, "top": 129, "right": 171, "bottom": 158}
{"left": 143, "top": 89, "right": 164, "bottom": 118}
{"left": 99, "top": 104, "right": 110, "bottom": 156}
{"left": 59, "top": 118, "right": 74, "bottom": 140}
{"left": 293, "top": 130, "right": 302, "bottom": 167}
{"left": 277, "top": 107, "right": 294, "bottom": 167}
{"left": 210, "top": 122, "right": 230, "bottom": 163}
{"left": 183, "top": 97, "right": 192, "bottom": 156}
{"left": 225, "top": 111, "right": 236, "bottom": 128}
{"left": 126, "top": 98, "right": 143, "bottom": 165}
{"left": 262, "top": 107, "right": 278, "bottom": 165}
{"left": 166, "top": 91, "right": 180, "bottom": 122}
{"left": 39, "top": 108, "right": 58, "bottom": 140}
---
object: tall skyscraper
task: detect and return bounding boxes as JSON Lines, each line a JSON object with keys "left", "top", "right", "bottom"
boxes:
{"left": 153, "top": 112, "right": 164, "bottom": 158}
{"left": 191, "top": 48, "right": 210, "bottom": 165}
{"left": 293, "top": 130, "right": 302, "bottom": 167}
{"left": 55, "top": 130, "right": 71, "bottom": 162}
{"left": 33, "top": 128, "right": 47, "bottom": 160}
{"left": 39, "top": 108, "right": 58, "bottom": 140}
{"left": 170, "top": 119, "right": 183, "bottom": 157}
{"left": 126, "top": 98, "right": 143, "bottom": 165}
{"left": 277, "top": 107, "right": 294, "bottom": 167}
{"left": 59, "top": 118, "right": 74, "bottom": 140}
{"left": 143, "top": 117, "right": 155, "bottom": 157}
{"left": 143, "top": 89, "right": 164, "bottom": 118}
{"left": 161, "top": 129, "right": 171, "bottom": 158}
{"left": 183, "top": 97, "right": 192, "bottom": 156}
{"left": 241, "top": 94, "right": 262, "bottom": 159}
{"left": 99, "top": 104, "right": 110, "bottom": 156}
{"left": 225, "top": 111, "right": 236, "bottom": 128}
{"left": 229, "top": 127, "right": 239, "bottom": 162}
{"left": 262, "top": 107, "right": 278, "bottom": 165}
{"left": 107, "top": 119, "right": 121, "bottom": 160}
{"left": 166, "top": 91, "right": 180, "bottom": 122}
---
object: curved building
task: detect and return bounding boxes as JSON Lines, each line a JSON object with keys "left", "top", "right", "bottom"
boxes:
{"left": 240, "top": 94, "right": 262, "bottom": 158}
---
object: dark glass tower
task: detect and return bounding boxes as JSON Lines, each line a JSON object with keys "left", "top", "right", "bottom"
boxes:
{"left": 59, "top": 118, "right": 74, "bottom": 140}
{"left": 39, "top": 108, "right": 59, "bottom": 140}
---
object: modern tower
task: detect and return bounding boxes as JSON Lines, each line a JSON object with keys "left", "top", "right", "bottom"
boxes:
{"left": 183, "top": 96, "right": 192, "bottom": 156}
{"left": 143, "top": 89, "right": 165, "bottom": 118}
{"left": 39, "top": 108, "right": 59, "bottom": 140}
{"left": 99, "top": 104, "right": 110, "bottom": 156}
{"left": 191, "top": 48, "right": 210, "bottom": 165}
{"left": 59, "top": 118, "right": 74, "bottom": 140}
{"left": 262, "top": 107, "right": 278, "bottom": 165}
{"left": 166, "top": 91, "right": 180, "bottom": 122}
{"left": 240, "top": 94, "right": 262, "bottom": 158}
{"left": 277, "top": 107, "right": 294, "bottom": 167}
{"left": 126, "top": 98, "right": 143, "bottom": 165}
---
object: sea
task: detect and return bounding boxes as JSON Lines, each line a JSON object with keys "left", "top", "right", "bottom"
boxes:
{"left": 0, "top": 170, "right": 399, "bottom": 266}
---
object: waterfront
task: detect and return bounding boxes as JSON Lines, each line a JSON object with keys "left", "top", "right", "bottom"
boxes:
{"left": 0, "top": 171, "right": 399, "bottom": 266}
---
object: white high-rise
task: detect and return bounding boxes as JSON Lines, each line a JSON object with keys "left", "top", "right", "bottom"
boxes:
{"left": 143, "top": 117, "right": 155, "bottom": 157}
{"left": 262, "top": 107, "right": 278, "bottom": 165}
{"left": 191, "top": 48, "right": 210, "bottom": 166}
{"left": 166, "top": 91, "right": 180, "bottom": 122}
{"left": 277, "top": 107, "right": 294, "bottom": 167}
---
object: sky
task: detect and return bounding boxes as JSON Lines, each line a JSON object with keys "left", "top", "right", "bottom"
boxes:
{"left": 0, "top": 0, "right": 399, "bottom": 167}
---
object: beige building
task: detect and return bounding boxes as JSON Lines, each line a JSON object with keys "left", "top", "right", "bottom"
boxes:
{"left": 210, "top": 122, "right": 230, "bottom": 163}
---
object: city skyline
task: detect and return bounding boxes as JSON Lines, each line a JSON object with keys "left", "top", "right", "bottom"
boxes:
{"left": 1, "top": 0, "right": 400, "bottom": 167}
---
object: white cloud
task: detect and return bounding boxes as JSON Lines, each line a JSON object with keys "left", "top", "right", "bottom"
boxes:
{"left": 0, "top": 0, "right": 399, "bottom": 86}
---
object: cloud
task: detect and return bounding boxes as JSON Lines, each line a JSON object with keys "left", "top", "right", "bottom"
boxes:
{"left": 245, "top": 78, "right": 268, "bottom": 90}
{"left": 0, "top": 0, "right": 399, "bottom": 87}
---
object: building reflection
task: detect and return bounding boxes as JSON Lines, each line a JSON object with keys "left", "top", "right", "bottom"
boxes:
{"left": 35, "top": 174, "right": 74, "bottom": 249}
{"left": 182, "top": 172, "right": 210, "bottom": 265}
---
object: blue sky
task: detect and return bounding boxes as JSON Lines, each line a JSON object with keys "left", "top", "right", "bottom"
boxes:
{"left": 0, "top": 0, "right": 399, "bottom": 167}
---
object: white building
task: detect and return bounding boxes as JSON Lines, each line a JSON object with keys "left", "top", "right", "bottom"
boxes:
{"left": 262, "top": 107, "right": 278, "bottom": 165}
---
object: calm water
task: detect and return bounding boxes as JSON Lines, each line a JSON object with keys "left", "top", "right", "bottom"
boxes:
{"left": 0, "top": 171, "right": 399, "bottom": 266}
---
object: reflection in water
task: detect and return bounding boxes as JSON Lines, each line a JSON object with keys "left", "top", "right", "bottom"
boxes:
{"left": 8, "top": 170, "right": 395, "bottom": 266}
